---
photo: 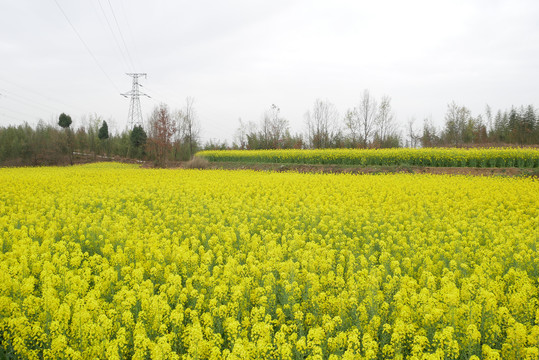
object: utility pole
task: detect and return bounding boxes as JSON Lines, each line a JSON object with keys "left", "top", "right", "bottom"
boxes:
{"left": 121, "top": 73, "right": 149, "bottom": 129}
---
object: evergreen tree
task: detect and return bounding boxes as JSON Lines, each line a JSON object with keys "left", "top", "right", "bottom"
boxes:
{"left": 98, "top": 121, "right": 109, "bottom": 140}
{"left": 130, "top": 125, "right": 147, "bottom": 159}
{"left": 58, "top": 113, "right": 72, "bottom": 129}
{"left": 130, "top": 125, "right": 147, "bottom": 148}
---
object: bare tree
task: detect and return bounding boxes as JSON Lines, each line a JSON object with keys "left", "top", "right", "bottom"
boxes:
{"left": 485, "top": 104, "right": 493, "bottom": 135}
{"left": 233, "top": 118, "right": 248, "bottom": 149}
{"left": 374, "top": 95, "right": 398, "bottom": 146}
{"left": 344, "top": 109, "right": 359, "bottom": 145}
{"left": 305, "top": 99, "right": 339, "bottom": 148}
{"left": 234, "top": 118, "right": 258, "bottom": 149}
{"left": 358, "top": 90, "right": 378, "bottom": 147}
{"left": 261, "top": 104, "right": 288, "bottom": 148}
{"left": 85, "top": 114, "right": 101, "bottom": 159}
{"left": 420, "top": 117, "right": 438, "bottom": 147}
{"left": 407, "top": 118, "right": 419, "bottom": 148}
{"left": 442, "top": 101, "right": 472, "bottom": 146}
{"left": 172, "top": 108, "right": 184, "bottom": 159}
{"left": 344, "top": 90, "right": 378, "bottom": 147}
{"left": 180, "top": 97, "right": 199, "bottom": 160}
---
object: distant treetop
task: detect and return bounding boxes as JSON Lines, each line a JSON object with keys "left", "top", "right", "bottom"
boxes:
{"left": 58, "top": 113, "right": 72, "bottom": 129}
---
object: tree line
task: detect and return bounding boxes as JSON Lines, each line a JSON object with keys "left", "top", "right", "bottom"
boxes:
{"left": 0, "top": 90, "right": 537, "bottom": 166}
{"left": 0, "top": 97, "right": 202, "bottom": 167}
{"left": 417, "top": 102, "right": 538, "bottom": 148}
{"left": 226, "top": 91, "right": 538, "bottom": 150}
{"left": 229, "top": 91, "right": 402, "bottom": 151}
{"left": 0, "top": 114, "right": 133, "bottom": 166}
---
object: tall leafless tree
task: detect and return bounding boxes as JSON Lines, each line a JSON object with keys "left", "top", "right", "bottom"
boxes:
{"left": 305, "top": 99, "right": 339, "bottom": 148}
{"left": 261, "top": 104, "right": 288, "bottom": 148}
{"left": 443, "top": 101, "right": 472, "bottom": 146}
{"left": 406, "top": 118, "right": 419, "bottom": 148}
{"left": 485, "top": 104, "right": 493, "bottom": 134}
{"left": 374, "top": 95, "right": 398, "bottom": 145}
{"left": 420, "top": 117, "right": 439, "bottom": 147}
{"left": 344, "top": 108, "right": 359, "bottom": 145}
{"left": 345, "top": 89, "right": 378, "bottom": 147}
{"left": 234, "top": 118, "right": 258, "bottom": 149}
{"left": 178, "top": 97, "right": 199, "bottom": 160}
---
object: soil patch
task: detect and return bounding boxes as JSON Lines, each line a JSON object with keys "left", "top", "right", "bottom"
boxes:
{"left": 6, "top": 153, "right": 535, "bottom": 177}
{"left": 175, "top": 161, "right": 534, "bottom": 177}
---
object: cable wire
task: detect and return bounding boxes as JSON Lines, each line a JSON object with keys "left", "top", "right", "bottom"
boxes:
{"left": 0, "top": 76, "right": 85, "bottom": 114}
{"left": 0, "top": 111, "right": 32, "bottom": 124}
{"left": 0, "top": 105, "right": 42, "bottom": 120}
{"left": 107, "top": 0, "right": 137, "bottom": 71}
{"left": 0, "top": 88, "right": 61, "bottom": 114}
{"left": 119, "top": 0, "right": 140, "bottom": 70}
{"left": 96, "top": 0, "right": 132, "bottom": 72}
{"left": 2, "top": 94, "right": 56, "bottom": 115}
{"left": 52, "top": 0, "right": 120, "bottom": 92}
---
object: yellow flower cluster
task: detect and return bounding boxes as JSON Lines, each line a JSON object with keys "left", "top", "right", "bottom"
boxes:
{"left": 1, "top": 163, "right": 538, "bottom": 359}
{"left": 197, "top": 147, "right": 539, "bottom": 168}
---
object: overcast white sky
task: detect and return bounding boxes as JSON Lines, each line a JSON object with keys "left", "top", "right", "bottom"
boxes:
{"left": 1, "top": 0, "right": 538, "bottom": 143}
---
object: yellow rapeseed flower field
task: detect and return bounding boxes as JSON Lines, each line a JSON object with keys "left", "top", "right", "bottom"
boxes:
{"left": 0, "top": 163, "right": 538, "bottom": 359}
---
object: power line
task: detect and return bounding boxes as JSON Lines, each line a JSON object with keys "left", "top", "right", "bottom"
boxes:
{"left": 0, "top": 88, "right": 61, "bottom": 114}
{"left": 119, "top": 0, "right": 140, "bottom": 69}
{"left": 0, "top": 111, "right": 32, "bottom": 124}
{"left": 52, "top": 0, "right": 120, "bottom": 92}
{"left": 139, "top": 84, "right": 173, "bottom": 104}
{"left": 96, "top": 0, "right": 132, "bottom": 72}
{"left": 136, "top": 85, "right": 233, "bottom": 136}
{"left": 0, "top": 105, "right": 42, "bottom": 121}
{"left": 1, "top": 93, "right": 56, "bottom": 114}
{"left": 106, "top": 0, "right": 137, "bottom": 71}
{"left": 0, "top": 76, "right": 84, "bottom": 113}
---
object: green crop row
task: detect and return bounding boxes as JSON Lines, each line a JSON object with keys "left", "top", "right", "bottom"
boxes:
{"left": 197, "top": 148, "right": 539, "bottom": 168}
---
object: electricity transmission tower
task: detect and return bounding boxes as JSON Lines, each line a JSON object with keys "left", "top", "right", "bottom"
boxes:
{"left": 121, "top": 73, "right": 149, "bottom": 128}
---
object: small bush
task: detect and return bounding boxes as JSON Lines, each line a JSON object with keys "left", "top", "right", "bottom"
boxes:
{"left": 184, "top": 156, "right": 209, "bottom": 169}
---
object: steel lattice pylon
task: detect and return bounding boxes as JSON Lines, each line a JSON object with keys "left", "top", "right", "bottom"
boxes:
{"left": 121, "top": 73, "right": 149, "bottom": 129}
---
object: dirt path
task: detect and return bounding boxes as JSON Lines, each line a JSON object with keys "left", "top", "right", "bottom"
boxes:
{"left": 68, "top": 154, "right": 536, "bottom": 177}
{"left": 181, "top": 161, "right": 535, "bottom": 177}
